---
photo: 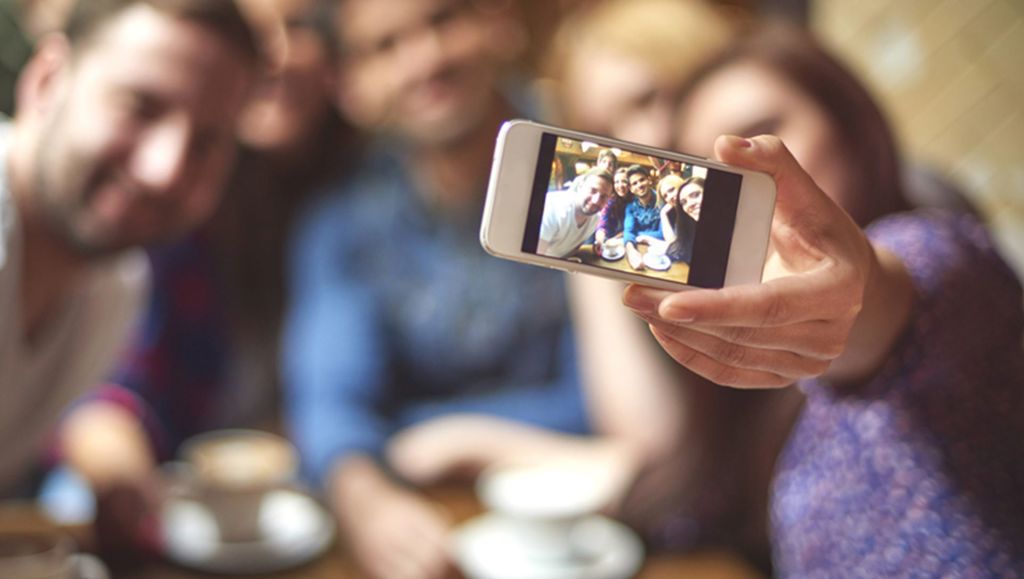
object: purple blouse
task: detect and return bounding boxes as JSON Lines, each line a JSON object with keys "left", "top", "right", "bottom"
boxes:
{"left": 774, "top": 210, "right": 1024, "bottom": 577}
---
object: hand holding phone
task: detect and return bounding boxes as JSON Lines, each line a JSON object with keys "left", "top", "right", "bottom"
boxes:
{"left": 623, "top": 135, "right": 881, "bottom": 388}
{"left": 480, "top": 120, "right": 775, "bottom": 290}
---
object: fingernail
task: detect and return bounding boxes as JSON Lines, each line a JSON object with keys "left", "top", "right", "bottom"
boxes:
{"left": 623, "top": 289, "right": 660, "bottom": 313}
{"left": 662, "top": 304, "right": 695, "bottom": 323}
{"left": 725, "top": 135, "right": 753, "bottom": 149}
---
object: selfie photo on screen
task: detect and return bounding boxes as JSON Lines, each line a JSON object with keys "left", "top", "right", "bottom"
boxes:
{"left": 534, "top": 137, "right": 707, "bottom": 285}
{"left": 485, "top": 121, "right": 769, "bottom": 290}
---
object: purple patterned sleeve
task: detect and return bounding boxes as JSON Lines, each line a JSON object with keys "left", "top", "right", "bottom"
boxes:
{"left": 772, "top": 210, "right": 1024, "bottom": 577}
{"left": 863, "top": 210, "right": 1023, "bottom": 402}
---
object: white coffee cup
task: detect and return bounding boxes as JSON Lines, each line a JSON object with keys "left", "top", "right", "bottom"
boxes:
{"left": 175, "top": 429, "right": 299, "bottom": 543}
{"left": 476, "top": 461, "right": 618, "bottom": 562}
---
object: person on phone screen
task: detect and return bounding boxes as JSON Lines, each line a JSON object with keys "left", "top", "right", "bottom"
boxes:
{"left": 623, "top": 164, "right": 664, "bottom": 270}
{"left": 596, "top": 148, "right": 618, "bottom": 173}
{"left": 0, "top": 0, "right": 257, "bottom": 499}
{"left": 568, "top": 147, "right": 617, "bottom": 192}
{"left": 538, "top": 167, "right": 613, "bottom": 258}
{"left": 624, "top": 23, "right": 1024, "bottom": 576}
{"left": 659, "top": 175, "right": 701, "bottom": 264}
{"left": 593, "top": 166, "right": 631, "bottom": 254}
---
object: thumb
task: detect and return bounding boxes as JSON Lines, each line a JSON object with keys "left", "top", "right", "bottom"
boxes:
{"left": 713, "top": 134, "right": 833, "bottom": 225}
{"left": 714, "top": 134, "right": 871, "bottom": 282}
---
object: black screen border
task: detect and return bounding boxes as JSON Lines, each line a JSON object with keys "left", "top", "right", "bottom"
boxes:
{"left": 688, "top": 169, "right": 740, "bottom": 287}
{"left": 521, "top": 133, "right": 558, "bottom": 254}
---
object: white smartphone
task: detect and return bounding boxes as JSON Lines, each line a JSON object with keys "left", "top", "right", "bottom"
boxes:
{"left": 480, "top": 119, "right": 775, "bottom": 290}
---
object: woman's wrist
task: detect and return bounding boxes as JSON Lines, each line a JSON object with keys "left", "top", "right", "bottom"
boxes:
{"left": 825, "top": 243, "right": 914, "bottom": 384}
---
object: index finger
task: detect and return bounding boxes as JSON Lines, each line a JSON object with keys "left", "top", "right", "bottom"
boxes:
{"left": 624, "top": 266, "right": 861, "bottom": 327}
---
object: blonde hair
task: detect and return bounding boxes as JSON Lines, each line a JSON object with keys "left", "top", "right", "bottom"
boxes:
{"left": 657, "top": 174, "right": 685, "bottom": 206}
{"left": 546, "top": 0, "right": 738, "bottom": 121}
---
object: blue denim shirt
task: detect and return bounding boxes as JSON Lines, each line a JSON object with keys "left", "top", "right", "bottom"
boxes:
{"left": 623, "top": 196, "right": 664, "bottom": 244}
{"left": 283, "top": 147, "right": 589, "bottom": 484}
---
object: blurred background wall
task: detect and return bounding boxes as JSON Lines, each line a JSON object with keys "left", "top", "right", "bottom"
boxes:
{"left": 814, "top": 0, "right": 1024, "bottom": 278}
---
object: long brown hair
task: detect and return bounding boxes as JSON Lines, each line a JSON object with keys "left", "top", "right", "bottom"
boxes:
{"left": 679, "top": 22, "right": 910, "bottom": 226}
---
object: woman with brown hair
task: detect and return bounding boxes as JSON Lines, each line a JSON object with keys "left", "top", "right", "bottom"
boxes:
{"left": 593, "top": 166, "right": 633, "bottom": 255}
{"left": 628, "top": 22, "right": 1024, "bottom": 576}
{"left": 549, "top": 2, "right": 789, "bottom": 573}
{"left": 658, "top": 175, "right": 701, "bottom": 264}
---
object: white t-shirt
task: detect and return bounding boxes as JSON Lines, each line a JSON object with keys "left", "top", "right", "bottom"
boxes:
{"left": 538, "top": 190, "right": 600, "bottom": 258}
{"left": 0, "top": 122, "right": 147, "bottom": 496}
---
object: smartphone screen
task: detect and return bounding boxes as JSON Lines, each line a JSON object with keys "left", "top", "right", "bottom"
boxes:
{"left": 521, "top": 133, "right": 741, "bottom": 288}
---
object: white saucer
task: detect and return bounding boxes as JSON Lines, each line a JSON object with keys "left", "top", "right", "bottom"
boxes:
{"left": 160, "top": 488, "right": 335, "bottom": 575}
{"left": 451, "top": 513, "right": 644, "bottom": 579}
{"left": 600, "top": 245, "right": 625, "bottom": 261}
{"left": 642, "top": 252, "right": 671, "bottom": 271}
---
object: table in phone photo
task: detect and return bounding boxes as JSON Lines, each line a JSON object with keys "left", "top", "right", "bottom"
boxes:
{"left": 575, "top": 244, "right": 690, "bottom": 284}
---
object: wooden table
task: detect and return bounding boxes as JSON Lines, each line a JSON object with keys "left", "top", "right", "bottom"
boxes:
{"left": 0, "top": 489, "right": 764, "bottom": 579}
{"left": 574, "top": 244, "right": 690, "bottom": 285}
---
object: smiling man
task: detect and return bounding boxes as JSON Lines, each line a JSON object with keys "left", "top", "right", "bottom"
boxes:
{"left": 538, "top": 167, "right": 614, "bottom": 258}
{"left": 0, "top": 0, "right": 257, "bottom": 495}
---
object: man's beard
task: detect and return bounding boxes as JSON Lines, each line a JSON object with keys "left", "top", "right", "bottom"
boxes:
{"left": 31, "top": 110, "right": 123, "bottom": 258}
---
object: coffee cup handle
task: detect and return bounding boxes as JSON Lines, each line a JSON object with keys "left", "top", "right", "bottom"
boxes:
{"left": 72, "top": 553, "right": 111, "bottom": 579}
